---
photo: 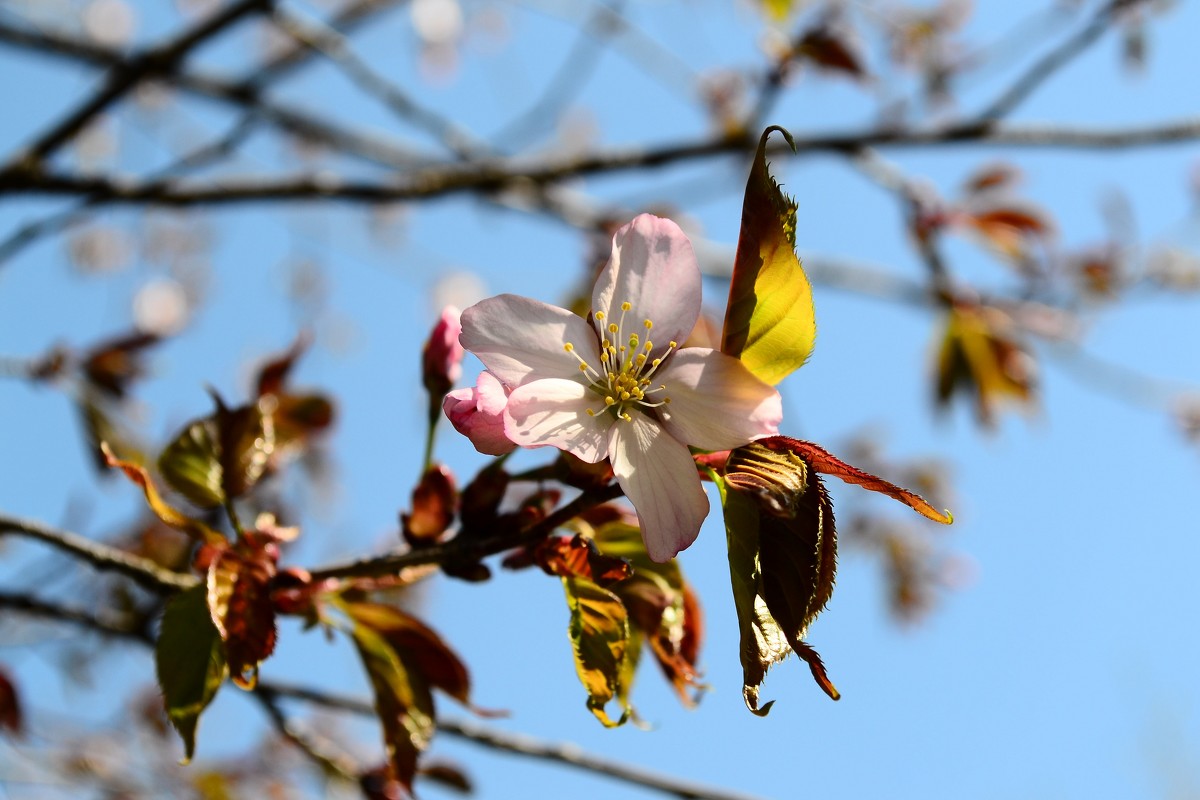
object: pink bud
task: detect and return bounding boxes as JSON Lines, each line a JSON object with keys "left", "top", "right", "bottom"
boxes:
{"left": 422, "top": 306, "right": 465, "bottom": 396}
{"left": 443, "top": 371, "right": 516, "bottom": 456}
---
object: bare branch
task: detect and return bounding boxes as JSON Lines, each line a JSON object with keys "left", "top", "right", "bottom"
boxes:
{"left": 0, "top": 590, "right": 151, "bottom": 643}
{"left": 258, "top": 681, "right": 769, "bottom": 800}
{"left": 7, "top": 117, "right": 1200, "bottom": 208}
{"left": 5, "top": 0, "right": 274, "bottom": 166}
{"left": 251, "top": 690, "right": 360, "bottom": 782}
{"left": 0, "top": 513, "right": 197, "bottom": 593}
{"left": 976, "top": 0, "right": 1134, "bottom": 123}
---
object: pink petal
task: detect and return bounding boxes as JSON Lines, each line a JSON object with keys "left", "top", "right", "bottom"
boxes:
{"left": 654, "top": 347, "right": 782, "bottom": 450}
{"left": 591, "top": 215, "right": 701, "bottom": 360}
{"left": 460, "top": 294, "right": 601, "bottom": 388}
{"left": 504, "top": 378, "right": 612, "bottom": 463}
{"left": 608, "top": 414, "right": 709, "bottom": 562}
{"left": 442, "top": 372, "right": 516, "bottom": 456}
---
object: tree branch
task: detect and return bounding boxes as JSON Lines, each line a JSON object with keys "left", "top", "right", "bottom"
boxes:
{"left": 309, "top": 482, "right": 624, "bottom": 582}
{"left": 0, "top": 513, "right": 197, "bottom": 593}
{"left": 6, "top": 117, "right": 1200, "bottom": 207}
{"left": 0, "top": 590, "right": 151, "bottom": 643}
{"left": 257, "top": 681, "right": 768, "bottom": 800}
{"left": 5, "top": 0, "right": 273, "bottom": 166}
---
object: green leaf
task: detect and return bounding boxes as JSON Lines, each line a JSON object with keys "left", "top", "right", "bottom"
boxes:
{"left": 593, "top": 521, "right": 705, "bottom": 706}
{"left": 156, "top": 585, "right": 227, "bottom": 762}
{"left": 721, "top": 126, "right": 816, "bottom": 385}
{"left": 159, "top": 417, "right": 224, "bottom": 508}
{"left": 562, "top": 577, "right": 631, "bottom": 727}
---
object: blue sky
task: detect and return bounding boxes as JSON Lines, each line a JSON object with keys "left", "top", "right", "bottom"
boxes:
{"left": 2, "top": 1, "right": 1200, "bottom": 797}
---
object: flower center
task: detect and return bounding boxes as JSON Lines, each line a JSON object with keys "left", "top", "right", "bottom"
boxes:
{"left": 563, "top": 300, "right": 676, "bottom": 421}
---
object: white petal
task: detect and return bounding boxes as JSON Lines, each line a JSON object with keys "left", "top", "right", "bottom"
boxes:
{"left": 655, "top": 348, "right": 783, "bottom": 450}
{"left": 591, "top": 215, "right": 701, "bottom": 359}
{"left": 460, "top": 294, "right": 601, "bottom": 388}
{"left": 504, "top": 378, "right": 612, "bottom": 463}
{"left": 609, "top": 414, "right": 709, "bottom": 562}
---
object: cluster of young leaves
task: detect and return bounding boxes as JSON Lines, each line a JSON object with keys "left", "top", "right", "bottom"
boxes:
{"left": 715, "top": 126, "right": 952, "bottom": 712}
{"left": 502, "top": 506, "right": 704, "bottom": 727}
{"left": 98, "top": 340, "right": 336, "bottom": 762}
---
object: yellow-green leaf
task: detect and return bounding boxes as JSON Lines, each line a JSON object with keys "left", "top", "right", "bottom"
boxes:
{"left": 156, "top": 585, "right": 227, "bottom": 763}
{"left": 721, "top": 126, "right": 816, "bottom": 385}
{"left": 562, "top": 577, "right": 631, "bottom": 727}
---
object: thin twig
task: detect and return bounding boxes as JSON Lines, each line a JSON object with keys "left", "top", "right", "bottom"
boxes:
{"left": 0, "top": 591, "right": 151, "bottom": 643}
{"left": 268, "top": 3, "right": 488, "bottom": 159}
{"left": 976, "top": 0, "right": 1134, "bottom": 123}
{"left": 5, "top": 0, "right": 273, "bottom": 165}
{"left": 257, "top": 680, "right": 768, "bottom": 800}
{"left": 251, "top": 689, "right": 360, "bottom": 781}
{"left": 0, "top": 513, "right": 197, "bottom": 593}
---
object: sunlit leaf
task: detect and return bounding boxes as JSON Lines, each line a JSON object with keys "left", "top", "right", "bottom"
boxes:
{"left": 721, "top": 126, "right": 816, "bottom": 385}
{"left": 254, "top": 333, "right": 309, "bottom": 398}
{"left": 156, "top": 585, "right": 227, "bottom": 762}
{"left": 562, "top": 577, "right": 631, "bottom": 727}
{"left": 158, "top": 396, "right": 276, "bottom": 508}
{"left": 592, "top": 520, "right": 705, "bottom": 706}
{"left": 102, "top": 443, "right": 224, "bottom": 545}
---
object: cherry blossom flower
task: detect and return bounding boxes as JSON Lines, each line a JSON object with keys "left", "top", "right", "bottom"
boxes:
{"left": 457, "top": 214, "right": 782, "bottom": 561}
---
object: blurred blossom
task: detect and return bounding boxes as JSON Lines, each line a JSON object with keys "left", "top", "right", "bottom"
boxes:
{"left": 411, "top": 0, "right": 464, "bottom": 46}
{"left": 431, "top": 270, "right": 487, "bottom": 312}
{"left": 83, "top": 0, "right": 137, "bottom": 47}
{"left": 68, "top": 226, "right": 131, "bottom": 274}
{"left": 133, "top": 278, "right": 190, "bottom": 336}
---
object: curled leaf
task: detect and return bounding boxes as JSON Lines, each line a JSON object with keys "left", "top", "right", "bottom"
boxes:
{"left": 722, "top": 126, "right": 816, "bottom": 385}
{"left": 402, "top": 464, "right": 458, "bottom": 547}
{"left": 204, "top": 532, "right": 281, "bottom": 690}
{"left": 752, "top": 437, "right": 952, "bottom": 524}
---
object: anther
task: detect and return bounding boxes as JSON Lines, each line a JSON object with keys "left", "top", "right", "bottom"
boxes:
{"left": 621, "top": 302, "right": 632, "bottom": 311}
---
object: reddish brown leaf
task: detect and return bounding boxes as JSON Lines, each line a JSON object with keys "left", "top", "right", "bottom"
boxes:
{"left": 0, "top": 667, "right": 22, "bottom": 738}
{"left": 419, "top": 761, "right": 473, "bottom": 794}
{"left": 760, "top": 437, "right": 953, "bottom": 525}
{"left": 794, "top": 25, "right": 867, "bottom": 78}
{"left": 957, "top": 202, "right": 1051, "bottom": 261}
{"left": 962, "top": 162, "right": 1021, "bottom": 195}
{"left": 254, "top": 333, "right": 310, "bottom": 398}
{"left": 205, "top": 532, "right": 281, "bottom": 690}
{"left": 81, "top": 331, "right": 161, "bottom": 399}
{"left": 528, "top": 534, "right": 632, "bottom": 587}
{"left": 402, "top": 464, "right": 458, "bottom": 547}
{"left": 344, "top": 602, "right": 475, "bottom": 708}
